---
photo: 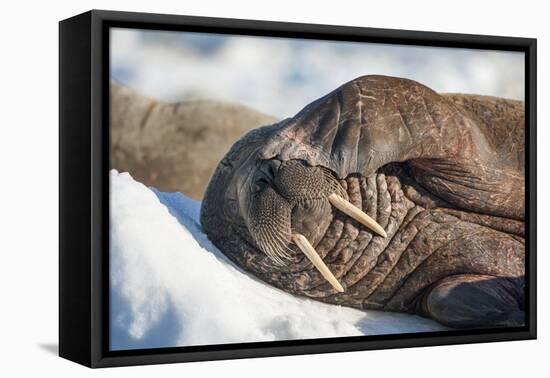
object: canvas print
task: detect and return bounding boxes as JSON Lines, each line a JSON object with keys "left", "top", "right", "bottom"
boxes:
{"left": 109, "top": 28, "right": 526, "bottom": 351}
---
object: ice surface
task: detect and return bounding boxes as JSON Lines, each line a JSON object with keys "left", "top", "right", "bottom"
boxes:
{"left": 110, "top": 170, "right": 446, "bottom": 350}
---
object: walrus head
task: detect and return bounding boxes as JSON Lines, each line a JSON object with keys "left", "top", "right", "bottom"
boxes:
{"left": 200, "top": 75, "right": 525, "bottom": 309}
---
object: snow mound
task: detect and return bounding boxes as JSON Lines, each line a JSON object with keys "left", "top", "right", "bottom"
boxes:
{"left": 110, "top": 170, "right": 446, "bottom": 350}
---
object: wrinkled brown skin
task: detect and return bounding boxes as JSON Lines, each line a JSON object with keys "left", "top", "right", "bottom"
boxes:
{"left": 201, "top": 75, "right": 525, "bottom": 329}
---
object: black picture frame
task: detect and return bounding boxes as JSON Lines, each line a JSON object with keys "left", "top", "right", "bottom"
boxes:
{"left": 59, "top": 9, "right": 537, "bottom": 368}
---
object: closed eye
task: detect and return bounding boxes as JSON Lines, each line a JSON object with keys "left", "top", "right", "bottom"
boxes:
{"left": 225, "top": 198, "right": 240, "bottom": 218}
{"left": 253, "top": 177, "right": 270, "bottom": 193}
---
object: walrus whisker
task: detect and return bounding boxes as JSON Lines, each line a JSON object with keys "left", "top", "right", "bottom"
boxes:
{"left": 267, "top": 230, "right": 294, "bottom": 266}
{"left": 291, "top": 233, "right": 345, "bottom": 293}
{"left": 328, "top": 193, "right": 387, "bottom": 237}
{"left": 271, "top": 232, "right": 293, "bottom": 260}
{"left": 266, "top": 243, "right": 287, "bottom": 266}
{"left": 256, "top": 229, "right": 286, "bottom": 266}
{"left": 319, "top": 169, "right": 348, "bottom": 196}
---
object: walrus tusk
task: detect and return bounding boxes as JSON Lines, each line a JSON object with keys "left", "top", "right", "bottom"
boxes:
{"left": 328, "top": 193, "right": 387, "bottom": 238}
{"left": 291, "top": 233, "right": 345, "bottom": 293}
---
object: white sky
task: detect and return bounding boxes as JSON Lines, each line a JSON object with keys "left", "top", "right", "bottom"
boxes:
{"left": 111, "top": 28, "right": 524, "bottom": 118}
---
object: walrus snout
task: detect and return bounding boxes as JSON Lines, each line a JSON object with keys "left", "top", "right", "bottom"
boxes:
{"left": 244, "top": 159, "right": 387, "bottom": 292}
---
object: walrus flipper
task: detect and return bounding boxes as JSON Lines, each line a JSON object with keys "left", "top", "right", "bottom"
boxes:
{"left": 420, "top": 274, "right": 525, "bottom": 328}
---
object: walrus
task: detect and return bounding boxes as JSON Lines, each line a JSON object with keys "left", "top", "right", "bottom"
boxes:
{"left": 201, "top": 75, "right": 525, "bottom": 329}
{"left": 110, "top": 82, "right": 277, "bottom": 199}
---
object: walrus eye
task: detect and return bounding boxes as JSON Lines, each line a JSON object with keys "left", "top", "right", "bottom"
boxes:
{"left": 225, "top": 198, "right": 240, "bottom": 218}
{"left": 253, "top": 177, "right": 270, "bottom": 193}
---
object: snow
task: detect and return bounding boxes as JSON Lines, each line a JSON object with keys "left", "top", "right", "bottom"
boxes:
{"left": 110, "top": 170, "right": 446, "bottom": 350}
